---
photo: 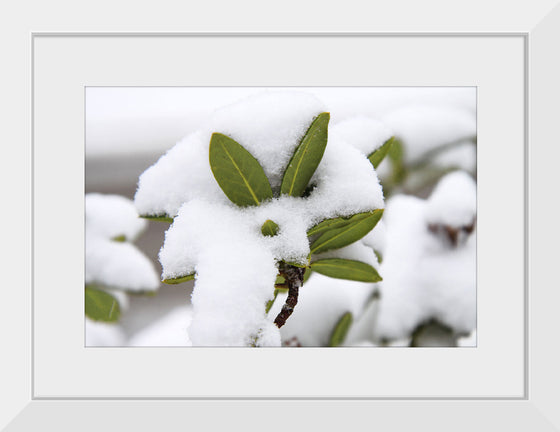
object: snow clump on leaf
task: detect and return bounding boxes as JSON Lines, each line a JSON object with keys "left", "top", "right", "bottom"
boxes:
{"left": 135, "top": 91, "right": 385, "bottom": 346}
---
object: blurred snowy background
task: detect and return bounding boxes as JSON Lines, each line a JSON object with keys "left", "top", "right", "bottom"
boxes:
{"left": 85, "top": 87, "right": 476, "bottom": 347}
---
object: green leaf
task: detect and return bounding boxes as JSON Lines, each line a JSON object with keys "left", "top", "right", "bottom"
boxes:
{"left": 307, "top": 216, "right": 353, "bottom": 237}
{"left": 261, "top": 219, "right": 279, "bottom": 237}
{"left": 85, "top": 287, "right": 121, "bottom": 322}
{"left": 265, "top": 289, "right": 281, "bottom": 314}
{"left": 310, "top": 258, "right": 382, "bottom": 282}
{"left": 111, "top": 234, "right": 126, "bottom": 242}
{"left": 303, "top": 268, "right": 312, "bottom": 284}
{"left": 281, "top": 112, "right": 330, "bottom": 197}
{"left": 209, "top": 133, "right": 273, "bottom": 207}
{"left": 329, "top": 312, "right": 353, "bottom": 347}
{"left": 140, "top": 214, "right": 174, "bottom": 223}
{"left": 163, "top": 273, "right": 195, "bottom": 284}
{"left": 310, "top": 209, "right": 383, "bottom": 254}
{"left": 388, "top": 138, "right": 406, "bottom": 184}
{"left": 367, "top": 136, "right": 395, "bottom": 169}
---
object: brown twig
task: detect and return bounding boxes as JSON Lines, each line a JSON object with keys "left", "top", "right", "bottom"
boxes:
{"left": 274, "top": 263, "right": 305, "bottom": 328}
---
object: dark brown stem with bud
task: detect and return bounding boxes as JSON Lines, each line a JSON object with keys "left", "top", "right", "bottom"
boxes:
{"left": 274, "top": 263, "right": 305, "bottom": 328}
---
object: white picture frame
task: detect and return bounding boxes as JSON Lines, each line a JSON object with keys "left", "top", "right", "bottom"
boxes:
{"left": 4, "top": 1, "right": 559, "bottom": 429}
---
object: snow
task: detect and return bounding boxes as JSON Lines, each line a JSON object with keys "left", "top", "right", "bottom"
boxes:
{"left": 128, "top": 306, "right": 193, "bottom": 347}
{"left": 85, "top": 237, "right": 160, "bottom": 292}
{"left": 86, "top": 193, "right": 148, "bottom": 241}
{"left": 85, "top": 193, "right": 160, "bottom": 292}
{"left": 255, "top": 321, "right": 282, "bottom": 347}
{"left": 381, "top": 105, "right": 476, "bottom": 164}
{"left": 160, "top": 199, "right": 279, "bottom": 346}
{"left": 374, "top": 171, "right": 477, "bottom": 341}
{"left": 424, "top": 170, "right": 477, "bottom": 228}
{"left": 85, "top": 318, "right": 125, "bottom": 347}
{"left": 330, "top": 116, "right": 393, "bottom": 157}
{"left": 431, "top": 140, "right": 477, "bottom": 173}
{"left": 361, "top": 220, "right": 387, "bottom": 254}
{"left": 137, "top": 91, "right": 386, "bottom": 346}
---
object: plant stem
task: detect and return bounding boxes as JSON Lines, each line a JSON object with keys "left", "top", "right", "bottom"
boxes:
{"left": 274, "top": 263, "right": 305, "bottom": 328}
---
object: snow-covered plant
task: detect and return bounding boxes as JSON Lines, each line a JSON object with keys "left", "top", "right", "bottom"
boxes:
{"left": 134, "top": 92, "right": 390, "bottom": 346}
{"left": 373, "top": 171, "right": 477, "bottom": 345}
{"left": 373, "top": 106, "right": 477, "bottom": 197}
{"left": 85, "top": 193, "right": 159, "bottom": 322}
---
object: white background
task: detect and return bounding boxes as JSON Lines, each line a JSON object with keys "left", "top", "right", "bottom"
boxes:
{"left": 33, "top": 35, "right": 524, "bottom": 398}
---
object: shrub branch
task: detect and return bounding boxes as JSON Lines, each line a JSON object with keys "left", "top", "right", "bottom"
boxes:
{"left": 274, "top": 262, "right": 305, "bottom": 328}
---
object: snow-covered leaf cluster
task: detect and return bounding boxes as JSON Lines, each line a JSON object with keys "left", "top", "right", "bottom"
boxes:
{"left": 85, "top": 193, "right": 159, "bottom": 323}
{"left": 374, "top": 171, "right": 477, "bottom": 342}
{"left": 85, "top": 88, "right": 477, "bottom": 348}
{"left": 134, "top": 91, "right": 387, "bottom": 346}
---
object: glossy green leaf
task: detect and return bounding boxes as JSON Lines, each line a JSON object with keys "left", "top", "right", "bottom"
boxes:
{"left": 281, "top": 112, "right": 330, "bottom": 197}
{"left": 140, "top": 214, "right": 174, "bottom": 223}
{"left": 302, "top": 268, "right": 312, "bottom": 284}
{"left": 329, "top": 312, "right": 353, "bottom": 347}
{"left": 261, "top": 219, "right": 279, "bottom": 237}
{"left": 209, "top": 133, "right": 273, "bottom": 207}
{"left": 85, "top": 287, "right": 121, "bottom": 322}
{"left": 310, "top": 258, "right": 382, "bottom": 282}
{"left": 310, "top": 209, "right": 383, "bottom": 254}
{"left": 163, "top": 273, "right": 195, "bottom": 284}
{"left": 307, "top": 216, "right": 353, "bottom": 237}
{"left": 367, "top": 136, "right": 395, "bottom": 169}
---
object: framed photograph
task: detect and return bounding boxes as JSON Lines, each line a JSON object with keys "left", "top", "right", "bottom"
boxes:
{"left": 5, "top": 2, "right": 559, "bottom": 429}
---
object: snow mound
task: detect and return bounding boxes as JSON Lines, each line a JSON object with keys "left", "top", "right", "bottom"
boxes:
{"left": 425, "top": 170, "right": 476, "bottom": 227}
{"left": 375, "top": 172, "right": 476, "bottom": 340}
{"left": 128, "top": 306, "right": 193, "bottom": 347}
{"left": 85, "top": 318, "right": 125, "bottom": 346}
{"left": 85, "top": 193, "right": 159, "bottom": 292}
{"left": 86, "top": 193, "right": 147, "bottom": 241}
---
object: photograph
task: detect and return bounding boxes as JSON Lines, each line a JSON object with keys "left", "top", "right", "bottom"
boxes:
{"left": 85, "top": 87, "right": 477, "bottom": 348}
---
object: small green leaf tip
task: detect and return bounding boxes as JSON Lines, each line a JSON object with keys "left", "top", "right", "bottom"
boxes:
{"left": 85, "top": 286, "right": 121, "bottom": 322}
{"left": 140, "top": 214, "right": 174, "bottom": 223}
{"left": 310, "top": 258, "right": 382, "bottom": 282}
{"left": 329, "top": 312, "right": 353, "bottom": 347}
{"left": 209, "top": 132, "right": 273, "bottom": 207}
{"left": 163, "top": 273, "right": 196, "bottom": 284}
{"left": 367, "top": 136, "right": 395, "bottom": 169}
{"left": 261, "top": 219, "right": 279, "bottom": 237}
{"left": 281, "top": 112, "right": 330, "bottom": 197}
